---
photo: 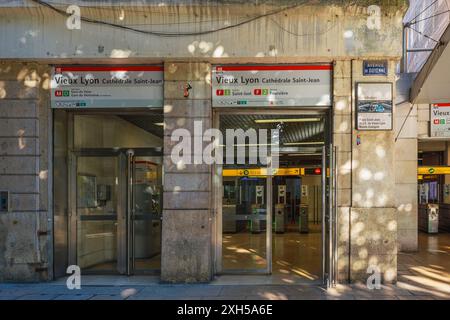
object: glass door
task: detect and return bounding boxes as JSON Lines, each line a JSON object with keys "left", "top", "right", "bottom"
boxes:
{"left": 73, "top": 154, "right": 127, "bottom": 274}
{"left": 128, "top": 151, "right": 163, "bottom": 274}
{"left": 70, "top": 149, "right": 163, "bottom": 275}
{"left": 220, "top": 173, "right": 272, "bottom": 273}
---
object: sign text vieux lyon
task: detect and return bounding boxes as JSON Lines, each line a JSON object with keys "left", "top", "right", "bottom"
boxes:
{"left": 212, "top": 64, "right": 332, "bottom": 108}
{"left": 215, "top": 75, "right": 322, "bottom": 85}
{"left": 53, "top": 75, "right": 162, "bottom": 86}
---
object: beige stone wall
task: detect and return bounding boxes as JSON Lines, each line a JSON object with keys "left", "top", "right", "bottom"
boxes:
{"left": 161, "top": 62, "right": 213, "bottom": 282}
{"left": 334, "top": 59, "right": 400, "bottom": 284}
{"left": 395, "top": 101, "right": 418, "bottom": 252}
{"left": 0, "top": 62, "right": 52, "bottom": 281}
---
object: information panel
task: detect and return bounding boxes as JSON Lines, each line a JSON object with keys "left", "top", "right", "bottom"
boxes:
{"left": 430, "top": 103, "right": 450, "bottom": 138}
{"left": 356, "top": 83, "right": 393, "bottom": 131}
{"left": 212, "top": 65, "right": 332, "bottom": 107}
{"left": 51, "top": 66, "right": 164, "bottom": 108}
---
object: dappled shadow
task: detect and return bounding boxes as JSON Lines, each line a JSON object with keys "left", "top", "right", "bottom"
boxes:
{"left": 397, "top": 233, "right": 450, "bottom": 298}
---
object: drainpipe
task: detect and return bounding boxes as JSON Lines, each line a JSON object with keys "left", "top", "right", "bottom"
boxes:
{"left": 401, "top": 23, "right": 409, "bottom": 73}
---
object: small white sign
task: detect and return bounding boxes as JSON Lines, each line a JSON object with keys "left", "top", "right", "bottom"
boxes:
{"left": 357, "top": 83, "right": 393, "bottom": 131}
{"left": 212, "top": 65, "right": 332, "bottom": 107}
{"left": 430, "top": 104, "right": 450, "bottom": 137}
{"left": 51, "top": 66, "right": 164, "bottom": 108}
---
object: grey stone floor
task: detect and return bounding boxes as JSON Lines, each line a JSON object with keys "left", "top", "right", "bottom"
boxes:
{"left": 0, "top": 280, "right": 447, "bottom": 300}
{"left": 1, "top": 233, "right": 449, "bottom": 300}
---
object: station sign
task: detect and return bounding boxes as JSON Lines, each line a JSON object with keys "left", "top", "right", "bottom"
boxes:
{"left": 356, "top": 82, "right": 393, "bottom": 131}
{"left": 223, "top": 168, "right": 305, "bottom": 177}
{"left": 51, "top": 66, "right": 164, "bottom": 108}
{"left": 212, "top": 65, "right": 332, "bottom": 107}
{"left": 430, "top": 103, "right": 450, "bottom": 137}
{"left": 418, "top": 166, "right": 450, "bottom": 175}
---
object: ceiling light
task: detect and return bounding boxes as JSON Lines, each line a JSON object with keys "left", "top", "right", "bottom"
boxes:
{"left": 287, "top": 153, "right": 322, "bottom": 157}
{"left": 254, "top": 118, "right": 322, "bottom": 124}
{"left": 284, "top": 141, "right": 325, "bottom": 146}
{"left": 154, "top": 122, "right": 164, "bottom": 126}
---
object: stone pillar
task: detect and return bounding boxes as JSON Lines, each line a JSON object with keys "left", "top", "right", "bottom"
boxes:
{"left": 333, "top": 60, "right": 352, "bottom": 283}
{"left": 161, "top": 62, "right": 213, "bottom": 283}
{"left": 349, "top": 60, "right": 398, "bottom": 283}
{"left": 395, "top": 75, "right": 418, "bottom": 252}
{"left": 0, "top": 62, "right": 51, "bottom": 282}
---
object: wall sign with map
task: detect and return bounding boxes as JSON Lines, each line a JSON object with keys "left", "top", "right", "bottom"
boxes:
{"left": 356, "top": 83, "right": 393, "bottom": 131}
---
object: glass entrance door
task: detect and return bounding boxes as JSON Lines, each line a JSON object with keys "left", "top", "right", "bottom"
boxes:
{"left": 71, "top": 149, "right": 162, "bottom": 275}
{"left": 220, "top": 174, "right": 272, "bottom": 273}
{"left": 215, "top": 111, "right": 333, "bottom": 283}
{"left": 129, "top": 153, "right": 163, "bottom": 273}
{"left": 75, "top": 155, "right": 124, "bottom": 273}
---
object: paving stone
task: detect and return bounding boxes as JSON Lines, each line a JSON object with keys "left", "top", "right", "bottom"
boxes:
{"left": 90, "top": 295, "right": 126, "bottom": 300}
{"left": 16, "top": 294, "right": 59, "bottom": 300}
{"left": 53, "top": 294, "right": 93, "bottom": 300}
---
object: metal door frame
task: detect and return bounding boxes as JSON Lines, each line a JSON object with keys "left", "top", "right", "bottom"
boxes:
{"left": 322, "top": 144, "right": 338, "bottom": 287}
{"left": 68, "top": 147, "right": 162, "bottom": 275}
{"left": 212, "top": 108, "right": 331, "bottom": 277}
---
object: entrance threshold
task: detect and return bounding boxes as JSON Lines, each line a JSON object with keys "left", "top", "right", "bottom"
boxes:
{"left": 212, "top": 275, "right": 323, "bottom": 286}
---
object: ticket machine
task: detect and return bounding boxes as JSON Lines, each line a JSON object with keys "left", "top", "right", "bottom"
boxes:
{"left": 275, "top": 185, "right": 287, "bottom": 234}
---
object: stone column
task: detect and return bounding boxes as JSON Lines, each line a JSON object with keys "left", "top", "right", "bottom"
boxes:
{"left": 349, "top": 60, "right": 398, "bottom": 283}
{"left": 395, "top": 75, "right": 418, "bottom": 252}
{"left": 333, "top": 60, "right": 352, "bottom": 283}
{"left": 161, "top": 62, "right": 213, "bottom": 283}
{"left": 0, "top": 62, "right": 51, "bottom": 281}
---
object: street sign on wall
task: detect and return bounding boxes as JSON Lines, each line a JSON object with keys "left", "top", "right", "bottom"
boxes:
{"left": 51, "top": 66, "right": 164, "bottom": 108}
{"left": 212, "top": 65, "right": 332, "bottom": 107}
{"left": 356, "top": 82, "right": 393, "bottom": 131}
{"left": 363, "top": 60, "right": 388, "bottom": 76}
{"left": 430, "top": 103, "right": 450, "bottom": 137}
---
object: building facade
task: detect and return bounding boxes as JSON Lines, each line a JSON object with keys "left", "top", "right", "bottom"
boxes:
{"left": 0, "top": 0, "right": 411, "bottom": 284}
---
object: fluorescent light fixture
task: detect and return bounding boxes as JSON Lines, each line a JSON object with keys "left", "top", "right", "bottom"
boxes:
{"left": 284, "top": 141, "right": 325, "bottom": 146}
{"left": 254, "top": 118, "right": 321, "bottom": 124}
{"left": 154, "top": 122, "right": 164, "bottom": 126}
{"left": 287, "top": 153, "right": 322, "bottom": 157}
{"left": 219, "top": 143, "right": 278, "bottom": 147}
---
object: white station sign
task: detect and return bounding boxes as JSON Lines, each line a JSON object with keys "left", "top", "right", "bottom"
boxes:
{"left": 431, "top": 103, "right": 450, "bottom": 137}
{"left": 212, "top": 65, "right": 332, "bottom": 107}
{"left": 51, "top": 66, "right": 164, "bottom": 108}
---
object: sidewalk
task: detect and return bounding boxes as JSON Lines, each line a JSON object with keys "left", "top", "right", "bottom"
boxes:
{"left": 1, "top": 233, "right": 448, "bottom": 301}
{"left": 0, "top": 278, "right": 448, "bottom": 300}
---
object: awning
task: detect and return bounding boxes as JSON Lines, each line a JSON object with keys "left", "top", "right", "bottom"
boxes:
{"left": 411, "top": 23, "right": 450, "bottom": 104}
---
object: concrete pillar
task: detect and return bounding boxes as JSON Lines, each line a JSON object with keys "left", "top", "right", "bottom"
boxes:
{"left": 395, "top": 93, "right": 418, "bottom": 252}
{"left": 0, "top": 62, "right": 51, "bottom": 282}
{"left": 333, "top": 60, "right": 352, "bottom": 283}
{"left": 349, "top": 60, "right": 398, "bottom": 283}
{"left": 161, "top": 62, "right": 213, "bottom": 283}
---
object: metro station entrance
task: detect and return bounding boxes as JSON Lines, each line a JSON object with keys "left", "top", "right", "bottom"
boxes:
{"left": 214, "top": 110, "right": 337, "bottom": 285}
{"left": 53, "top": 111, "right": 164, "bottom": 276}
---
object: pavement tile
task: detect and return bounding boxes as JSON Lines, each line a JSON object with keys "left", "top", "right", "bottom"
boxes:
{"left": 139, "top": 285, "right": 223, "bottom": 298}
{"left": 53, "top": 294, "right": 93, "bottom": 300}
{"left": 16, "top": 294, "right": 59, "bottom": 300}
{"left": 90, "top": 295, "right": 126, "bottom": 300}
